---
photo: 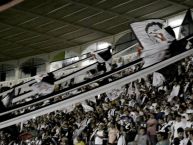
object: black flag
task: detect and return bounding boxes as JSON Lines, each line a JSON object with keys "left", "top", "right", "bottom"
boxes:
{"left": 180, "top": 9, "right": 193, "bottom": 38}
{"left": 96, "top": 46, "right": 112, "bottom": 62}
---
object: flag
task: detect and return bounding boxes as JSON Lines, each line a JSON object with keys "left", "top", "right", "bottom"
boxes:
{"left": 134, "top": 82, "right": 140, "bottom": 97}
{"left": 96, "top": 46, "right": 112, "bottom": 62}
{"left": 0, "top": 95, "right": 20, "bottom": 140}
{"left": 179, "top": 9, "right": 193, "bottom": 38}
{"left": 106, "top": 86, "right": 123, "bottom": 101}
{"left": 130, "top": 19, "right": 175, "bottom": 67}
{"left": 81, "top": 103, "right": 94, "bottom": 112}
{"left": 41, "top": 72, "right": 55, "bottom": 85}
{"left": 152, "top": 72, "right": 165, "bottom": 87}
{"left": 165, "top": 26, "right": 176, "bottom": 38}
{"left": 168, "top": 84, "right": 180, "bottom": 102}
{"left": 32, "top": 72, "right": 55, "bottom": 96}
{"left": 117, "top": 135, "right": 126, "bottom": 145}
{"left": 34, "top": 73, "right": 47, "bottom": 83}
{"left": 73, "top": 118, "right": 91, "bottom": 139}
{"left": 50, "top": 61, "right": 63, "bottom": 72}
{"left": 1, "top": 89, "right": 14, "bottom": 107}
{"left": 92, "top": 46, "right": 112, "bottom": 72}
{"left": 127, "top": 83, "right": 134, "bottom": 95}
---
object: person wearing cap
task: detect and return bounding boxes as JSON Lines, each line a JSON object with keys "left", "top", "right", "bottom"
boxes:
{"left": 156, "top": 131, "right": 169, "bottom": 145}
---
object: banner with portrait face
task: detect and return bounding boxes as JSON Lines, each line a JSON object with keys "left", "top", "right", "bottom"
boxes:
{"left": 130, "top": 19, "right": 175, "bottom": 67}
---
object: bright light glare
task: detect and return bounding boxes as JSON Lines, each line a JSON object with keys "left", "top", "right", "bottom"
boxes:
{"left": 50, "top": 61, "right": 63, "bottom": 72}
{"left": 168, "top": 19, "right": 183, "bottom": 27}
{"left": 98, "top": 42, "right": 111, "bottom": 50}
{"left": 173, "top": 27, "right": 181, "bottom": 39}
{"left": 81, "top": 60, "right": 95, "bottom": 67}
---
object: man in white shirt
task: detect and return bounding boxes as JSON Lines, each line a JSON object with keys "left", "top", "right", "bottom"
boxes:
{"left": 168, "top": 82, "right": 180, "bottom": 102}
{"left": 95, "top": 123, "right": 105, "bottom": 145}
{"left": 171, "top": 115, "right": 186, "bottom": 139}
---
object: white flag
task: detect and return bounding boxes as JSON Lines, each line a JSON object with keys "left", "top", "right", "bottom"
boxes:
{"left": 130, "top": 19, "right": 175, "bottom": 67}
{"left": 81, "top": 103, "right": 94, "bottom": 112}
{"left": 153, "top": 72, "right": 165, "bottom": 87}
{"left": 32, "top": 82, "right": 54, "bottom": 95}
{"left": 107, "top": 86, "right": 123, "bottom": 101}
{"left": 32, "top": 73, "right": 55, "bottom": 95}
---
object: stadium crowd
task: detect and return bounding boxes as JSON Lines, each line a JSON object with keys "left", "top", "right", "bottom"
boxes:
{"left": 0, "top": 55, "right": 193, "bottom": 145}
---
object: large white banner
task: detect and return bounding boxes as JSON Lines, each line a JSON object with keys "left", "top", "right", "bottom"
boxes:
{"left": 130, "top": 19, "right": 175, "bottom": 67}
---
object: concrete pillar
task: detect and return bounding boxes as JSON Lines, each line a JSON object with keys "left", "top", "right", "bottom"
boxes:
{"left": 15, "top": 60, "right": 20, "bottom": 80}
{"left": 15, "top": 67, "right": 20, "bottom": 80}
{"left": 46, "top": 62, "right": 50, "bottom": 73}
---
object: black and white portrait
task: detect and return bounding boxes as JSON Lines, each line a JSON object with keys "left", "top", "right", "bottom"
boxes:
{"left": 131, "top": 19, "right": 175, "bottom": 67}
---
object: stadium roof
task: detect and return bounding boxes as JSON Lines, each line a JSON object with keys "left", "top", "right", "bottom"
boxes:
{"left": 0, "top": 0, "right": 192, "bottom": 61}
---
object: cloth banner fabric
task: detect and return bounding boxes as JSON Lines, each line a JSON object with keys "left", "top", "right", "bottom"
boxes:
{"left": 1, "top": 89, "right": 14, "bottom": 107}
{"left": 32, "top": 82, "right": 54, "bottom": 95}
{"left": 107, "top": 86, "right": 124, "bottom": 101}
{"left": 96, "top": 46, "right": 112, "bottom": 62}
{"left": 81, "top": 103, "right": 94, "bottom": 112}
{"left": 92, "top": 46, "right": 112, "bottom": 72}
{"left": 152, "top": 72, "right": 165, "bottom": 87}
{"left": 168, "top": 85, "right": 180, "bottom": 102}
{"left": 130, "top": 19, "right": 175, "bottom": 67}
{"left": 32, "top": 73, "right": 55, "bottom": 95}
{"left": 117, "top": 135, "right": 126, "bottom": 145}
{"left": 179, "top": 9, "right": 193, "bottom": 39}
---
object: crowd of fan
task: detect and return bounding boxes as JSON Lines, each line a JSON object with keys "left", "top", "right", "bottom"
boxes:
{"left": 1, "top": 55, "right": 193, "bottom": 145}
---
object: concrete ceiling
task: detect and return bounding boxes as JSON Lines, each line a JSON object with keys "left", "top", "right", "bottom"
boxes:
{"left": 0, "top": 0, "right": 192, "bottom": 61}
